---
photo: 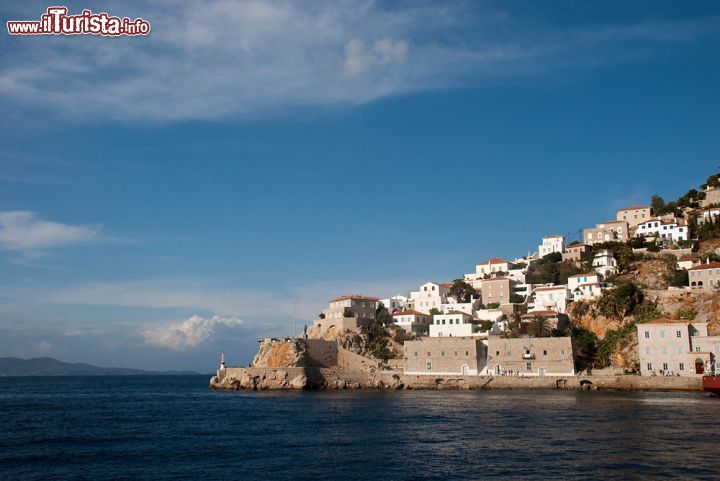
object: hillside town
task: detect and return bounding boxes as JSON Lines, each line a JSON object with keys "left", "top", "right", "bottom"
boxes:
{"left": 301, "top": 173, "right": 720, "bottom": 382}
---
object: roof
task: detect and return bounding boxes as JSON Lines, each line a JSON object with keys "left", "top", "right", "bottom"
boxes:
{"left": 617, "top": 205, "right": 650, "bottom": 212}
{"left": 567, "top": 243, "right": 589, "bottom": 249}
{"left": 482, "top": 276, "right": 510, "bottom": 282}
{"left": 690, "top": 262, "right": 720, "bottom": 271}
{"left": 543, "top": 235, "right": 563, "bottom": 239}
{"left": 521, "top": 310, "right": 559, "bottom": 317}
{"left": 642, "top": 318, "right": 692, "bottom": 325}
{"left": 330, "top": 295, "right": 380, "bottom": 302}
{"left": 392, "top": 309, "right": 428, "bottom": 317}
{"left": 678, "top": 256, "right": 700, "bottom": 262}
{"left": 535, "top": 285, "right": 567, "bottom": 291}
{"left": 598, "top": 220, "right": 627, "bottom": 225}
{"left": 568, "top": 273, "right": 597, "bottom": 278}
{"left": 439, "top": 283, "right": 453, "bottom": 289}
{"left": 443, "top": 310, "right": 471, "bottom": 316}
{"left": 478, "top": 257, "right": 510, "bottom": 265}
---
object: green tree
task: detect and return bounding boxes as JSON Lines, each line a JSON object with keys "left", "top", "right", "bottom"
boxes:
{"left": 527, "top": 316, "right": 552, "bottom": 338}
{"left": 596, "top": 282, "right": 644, "bottom": 319}
{"left": 449, "top": 279, "right": 477, "bottom": 303}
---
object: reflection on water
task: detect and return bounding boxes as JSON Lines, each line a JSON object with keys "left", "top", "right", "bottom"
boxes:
{"left": 0, "top": 376, "right": 717, "bottom": 480}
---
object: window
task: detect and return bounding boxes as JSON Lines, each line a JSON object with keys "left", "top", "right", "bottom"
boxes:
{"left": 495, "top": 350, "right": 500, "bottom": 356}
{"left": 679, "top": 363, "right": 685, "bottom": 371}
{"left": 661, "top": 347, "right": 667, "bottom": 354}
{"left": 543, "top": 350, "right": 547, "bottom": 356}
{"left": 695, "top": 346, "right": 701, "bottom": 352}
{"left": 677, "top": 347, "right": 683, "bottom": 354}
{"left": 644, "top": 331, "right": 650, "bottom": 339}
{"left": 454, "top": 351, "right": 458, "bottom": 357}
{"left": 426, "top": 361, "right": 432, "bottom": 370}
{"left": 427, "top": 352, "right": 431, "bottom": 356}
{"left": 645, "top": 347, "right": 650, "bottom": 354}
{"left": 465, "top": 351, "right": 469, "bottom": 356}
{"left": 526, "top": 362, "right": 532, "bottom": 371}
{"left": 414, "top": 352, "right": 418, "bottom": 357}
{"left": 647, "top": 363, "right": 653, "bottom": 370}
{"left": 676, "top": 330, "right": 682, "bottom": 338}
{"left": 660, "top": 331, "right": 666, "bottom": 339}
{"left": 662, "top": 363, "right": 668, "bottom": 371}
{"left": 560, "top": 349, "right": 565, "bottom": 356}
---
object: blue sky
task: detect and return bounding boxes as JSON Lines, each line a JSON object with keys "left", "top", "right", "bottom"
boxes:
{"left": 1, "top": 1, "right": 719, "bottom": 371}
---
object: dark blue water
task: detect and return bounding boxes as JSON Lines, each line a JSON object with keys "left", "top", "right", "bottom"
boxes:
{"left": 0, "top": 376, "right": 717, "bottom": 480}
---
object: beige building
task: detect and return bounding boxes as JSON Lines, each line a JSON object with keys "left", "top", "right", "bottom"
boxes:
{"left": 486, "top": 336, "right": 575, "bottom": 376}
{"left": 312, "top": 295, "right": 379, "bottom": 337}
{"left": 584, "top": 221, "right": 629, "bottom": 245}
{"left": 404, "top": 337, "right": 487, "bottom": 375}
{"left": 616, "top": 205, "right": 652, "bottom": 229}
{"left": 479, "top": 277, "right": 513, "bottom": 306}
{"left": 637, "top": 319, "right": 718, "bottom": 376}
{"left": 689, "top": 262, "right": 720, "bottom": 290}
{"left": 562, "top": 243, "right": 590, "bottom": 263}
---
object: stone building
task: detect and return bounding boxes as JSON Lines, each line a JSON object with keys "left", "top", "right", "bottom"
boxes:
{"left": 485, "top": 336, "right": 575, "bottom": 376}
{"left": 636, "top": 319, "right": 719, "bottom": 376}
{"left": 404, "top": 337, "right": 487, "bottom": 375}
{"left": 616, "top": 205, "right": 652, "bottom": 229}
{"left": 562, "top": 243, "right": 590, "bottom": 264}
{"left": 584, "top": 221, "right": 629, "bottom": 245}
{"left": 689, "top": 262, "right": 720, "bottom": 290}
{"left": 311, "top": 295, "right": 379, "bottom": 337}
{"left": 479, "top": 277, "right": 513, "bottom": 306}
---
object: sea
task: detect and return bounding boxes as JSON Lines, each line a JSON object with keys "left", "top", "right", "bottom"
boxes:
{"left": 0, "top": 375, "right": 717, "bottom": 480}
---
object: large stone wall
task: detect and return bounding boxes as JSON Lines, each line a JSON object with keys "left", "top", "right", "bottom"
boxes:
{"left": 211, "top": 367, "right": 702, "bottom": 392}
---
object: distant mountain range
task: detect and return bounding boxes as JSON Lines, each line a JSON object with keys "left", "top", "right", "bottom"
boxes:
{"left": 0, "top": 357, "right": 200, "bottom": 376}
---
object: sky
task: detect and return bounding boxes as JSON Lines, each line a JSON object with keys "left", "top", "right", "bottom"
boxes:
{"left": 1, "top": 1, "right": 719, "bottom": 372}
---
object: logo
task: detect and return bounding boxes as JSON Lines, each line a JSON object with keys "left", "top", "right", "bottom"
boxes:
{"left": 7, "top": 6, "right": 151, "bottom": 36}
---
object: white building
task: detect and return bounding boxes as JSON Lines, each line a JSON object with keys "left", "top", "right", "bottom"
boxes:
{"left": 568, "top": 273, "right": 605, "bottom": 300}
{"left": 379, "top": 294, "right": 408, "bottom": 314}
{"left": 440, "top": 296, "right": 481, "bottom": 316}
{"left": 592, "top": 249, "right": 617, "bottom": 276}
{"left": 635, "top": 218, "right": 688, "bottom": 243}
{"left": 637, "top": 319, "right": 720, "bottom": 376}
{"left": 532, "top": 285, "right": 570, "bottom": 314}
{"left": 409, "top": 282, "right": 451, "bottom": 314}
{"left": 538, "top": 235, "right": 565, "bottom": 258}
{"left": 676, "top": 256, "right": 701, "bottom": 271}
{"left": 429, "top": 311, "right": 480, "bottom": 337}
{"left": 391, "top": 309, "right": 430, "bottom": 335}
{"left": 698, "top": 207, "right": 720, "bottom": 225}
{"left": 475, "top": 308, "right": 505, "bottom": 323}
{"left": 465, "top": 258, "right": 517, "bottom": 288}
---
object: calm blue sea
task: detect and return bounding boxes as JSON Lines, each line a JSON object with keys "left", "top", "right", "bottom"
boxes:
{"left": 0, "top": 375, "right": 717, "bottom": 480}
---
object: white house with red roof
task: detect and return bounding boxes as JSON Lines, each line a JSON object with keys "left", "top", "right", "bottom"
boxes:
{"left": 391, "top": 309, "right": 431, "bottom": 335}
{"left": 531, "top": 285, "right": 570, "bottom": 314}
{"left": 676, "top": 256, "right": 700, "bottom": 270}
{"left": 464, "top": 257, "right": 517, "bottom": 288}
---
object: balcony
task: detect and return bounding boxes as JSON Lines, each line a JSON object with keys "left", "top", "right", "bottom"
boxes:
{"left": 522, "top": 353, "right": 535, "bottom": 360}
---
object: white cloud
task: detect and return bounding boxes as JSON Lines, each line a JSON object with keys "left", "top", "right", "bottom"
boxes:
{"left": 344, "top": 37, "right": 408, "bottom": 75}
{"left": 1, "top": 1, "right": 714, "bottom": 122}
{"left": 142, "top": 315, "right": 244, "bottom": 350}
{"left": 0, "top": 211, "right": 98, "bottom": 255}
{"left": 33, "top": 339, "right": 52, "bottom": 353}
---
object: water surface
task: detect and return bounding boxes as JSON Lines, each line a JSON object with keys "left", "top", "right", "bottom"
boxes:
{"left": 0, "top": 376, "right": 716, "bottom": 480}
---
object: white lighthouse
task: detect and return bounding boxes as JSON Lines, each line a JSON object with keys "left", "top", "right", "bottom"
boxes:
{"left": 219, "top": 352, "right": 226, "bottom": 371}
